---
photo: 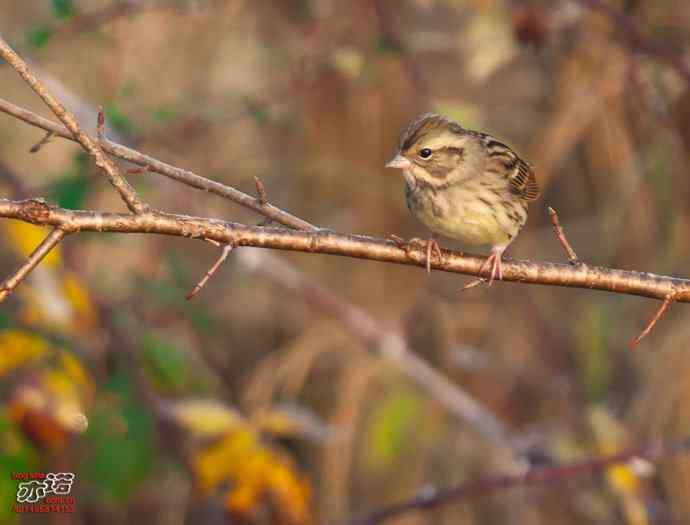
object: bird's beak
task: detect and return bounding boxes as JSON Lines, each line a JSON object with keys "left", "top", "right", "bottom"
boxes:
{"left": 385, "top": 154, "right": 411, "bottom": 170}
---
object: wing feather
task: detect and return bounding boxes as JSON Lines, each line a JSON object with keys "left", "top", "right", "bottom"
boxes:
{"left": 510, "top": 159, "right": 540, "bottom": 201}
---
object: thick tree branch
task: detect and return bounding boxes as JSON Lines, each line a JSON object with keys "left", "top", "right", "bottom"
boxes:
{"left": 0, "top": 36, "right": 148, "bottom": 213}
{"left": 349, "top": 436, "right": 686, "bottom": 525}
{"left": 1, "top": 199, "right": 690, "bottom": 306}
{"left": 0, "top": 97, "right": 315, "bottom": 230}
{"left": 0, "top": 227, "right": 67, "bottom": 303}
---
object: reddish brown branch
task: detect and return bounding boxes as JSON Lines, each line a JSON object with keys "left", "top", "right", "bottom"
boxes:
{"left": 631, "top": 293, "right": 676, "bottom": 347}
{"left": 0, "top": 37, "right": 148, "bottom": 214}
{"left": 548, "top": 207, "right": 580, "bottom": 264}
{"left": 186, "top": 243, "right": 234, "bottom": 300}
{"left": 1, "top": 198, "right": 690, "bottom": 306}
{"left": 349, "top": 437, "right": 684, "bottom": 525}
{"left": 0, "top": 227, "right": 67, "bottom": 302}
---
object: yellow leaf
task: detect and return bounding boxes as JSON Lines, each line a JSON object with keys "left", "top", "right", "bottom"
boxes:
{"left": 194, "top": 430, "right": 257, "bottom": 492}
{"left": 226, "top": 481, "right": 262, "bottom": 515}
{"left": 170, "top": 399, "right": 245, "bottom": 438}
{"left": 60, "top": 350, "right": 94, "bottom": 396}
{"left": 607, "top": 464, "right": 640, "bottom": 493}
{"left": 62, "top": 272, "right": 99, "bottom": 331}
{"left": 0, "top": 330, "right": 49, "bottom": 376}
{"left": 4, "top": 222, "right": 61, "bottom": 267}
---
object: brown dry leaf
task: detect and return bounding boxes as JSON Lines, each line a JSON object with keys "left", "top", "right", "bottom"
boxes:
{"left": 9, "top": 350, "right": 93, "bottom": 450}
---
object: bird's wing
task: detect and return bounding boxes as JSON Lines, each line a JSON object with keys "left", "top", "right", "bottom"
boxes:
{"left": 482, "top": 135, "right": 540, "bottom": 202}
{"left": 509, "top": 158, "right": 540, "bottom": 201}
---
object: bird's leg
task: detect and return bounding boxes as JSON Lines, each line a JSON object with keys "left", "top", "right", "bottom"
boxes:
{"left": 483, "top": 245, "right": 506, "bottom": 286}
{"left": 460, "top": 245, "right": 506, "bottom": 291}
{"left": 425, "top": 234, "right": 443, "bottom": 274}
{"left": 389, "top": 234, "right": 443, "bottom": 273}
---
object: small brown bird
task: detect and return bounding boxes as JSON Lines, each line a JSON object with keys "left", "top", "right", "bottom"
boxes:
{"left": 386, "top": 113, "right": 539, "bottom": 285}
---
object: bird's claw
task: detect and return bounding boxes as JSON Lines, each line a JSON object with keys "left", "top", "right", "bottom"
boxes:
{"left": 389, "top": 235, "right": 444, "bottom": 273}
{"left": 459, "top": 248, "right": 505, "bottom": 292}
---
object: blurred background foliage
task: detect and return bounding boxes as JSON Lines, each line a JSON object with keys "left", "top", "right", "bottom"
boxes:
{"left": 0, "top": 0, "right": 690, "bottom": 524}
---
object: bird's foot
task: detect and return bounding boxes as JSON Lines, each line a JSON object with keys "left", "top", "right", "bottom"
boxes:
{"left": 389, "top": 235, "right": 444, "bottom": 274}
{"left": 460, "top": 246, "right": 505, "bottom": 291}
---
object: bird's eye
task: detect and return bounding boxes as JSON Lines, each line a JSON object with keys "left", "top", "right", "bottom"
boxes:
{"left": 418, "top": 148, "right": 432, "bottom": 159}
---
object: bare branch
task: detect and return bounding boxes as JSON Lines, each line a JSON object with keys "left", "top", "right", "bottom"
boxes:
{"left": 236, "top": 249, "right": 509, "bottom": 446}
{"left": 1, "top": 199, "right": 690, "bottom": 306}
{"left": 0, "top": 227, "right": 67, "bottom": 303}
{"left": 631, "top": 293, "right": 676, "bottom": 347}
{"left": 348, "top": 437, "right": 685, "bottom": 525}
{"left": 0, "top": 97, "right": 315, "bottom": 230}
{"left": 0, "top": 37, "right": 148, "bottom": 214}
{"left": 186, "top": 243, "right": 234, "bottom": 300}
{"left": 548, "top": 207, "right": 580, "bottom": 264}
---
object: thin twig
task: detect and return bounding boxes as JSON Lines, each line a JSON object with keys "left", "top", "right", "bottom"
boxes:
{"left": 0, "top": 37, "right": 148, "bottom": 214}
{"left": 0, "top": 97, "right": 314, "bottom": 230}
{"left": 631, "top": 293, "right": 676, "bottom": 347}
{"left": 0, "top": 227, "right": 67, "bottom": 303}
{"left": 548, "top": 207, "right": 580, "bottom": 264}
{"left": 460, "top": 278, "right": 486, "bottom": 292}
{"left": 348, "top": 437, "right": 682, "bottom": 525}
{"left": 186, "top": 243, "right": 234, "bottom": 300}
{"left": 254, "top": 176, "right": 268, "bottom": 205}
{"left": 29, "top": 130, "right": 54, "bottom": 154}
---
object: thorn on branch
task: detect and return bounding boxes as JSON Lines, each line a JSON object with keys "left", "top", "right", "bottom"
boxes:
{"left": 631, "top": 293, "right": 676, "bottom": 348}
{"left": 186, "top": 242, "right": 234, "bottom": 300}
{"left": 29, "top": 131, "right": 54, "bottom": 154}
{"left": 254, "top": 176, "right": 268, "bottom": 205}
{"left": 460, "top": 278, "right": 487, "bottom": 292}
{"left": 548, "top": 207, "right": 580, "bottom": 265}
{"left": 97, "top": 106, "right": 105, "bottom": 142}
{"left": 127, "top": 165, "right": 151, "bottom": 175}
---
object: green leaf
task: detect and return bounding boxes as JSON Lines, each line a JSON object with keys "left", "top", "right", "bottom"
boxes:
{"left": 50, "top": 153, "right": 91, "bottom": 210}
{"left": 104, "top": 104, "right": 133, "bottom": 135}
{"left": 578, "top": 304, "right": 614, "bottom": 403}
{"left": 52, "top": 0, "right": 74, "bottom": 18}
{"left": 81, "top": 375, "right": 154, "bottom": 502}
{"left": 365, "top": 387, "right": 421, "bottom": 469}
{"left": 152, "top": 106, "right": 178, "bottom": 123}
{"left": 0, "top": 413, "right": 39, "bottom": 522}
{"left": 140, "top": 335, "right": 186, "bottom": 392}
{"left": 0, "top": 311, "right": 14, "bottom": 330}
{"left": 26, "top": 26, "right": 54, "bottom": 49}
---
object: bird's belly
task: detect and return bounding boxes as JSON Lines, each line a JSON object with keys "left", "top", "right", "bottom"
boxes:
{"left": 407, "top": 186, "right": 524, "bottom": 246}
